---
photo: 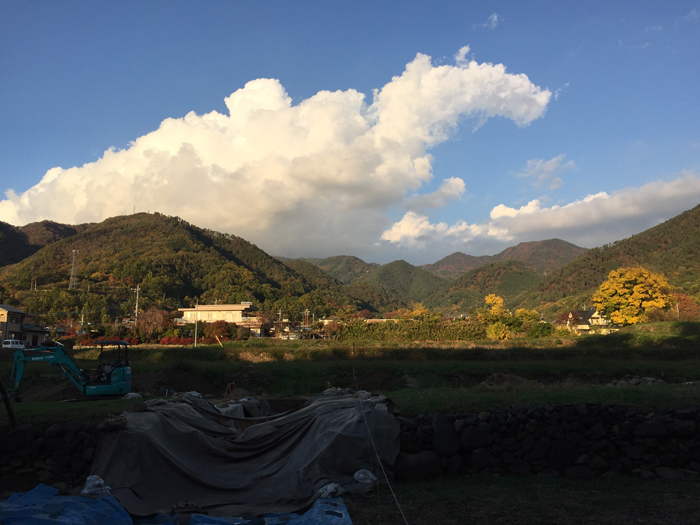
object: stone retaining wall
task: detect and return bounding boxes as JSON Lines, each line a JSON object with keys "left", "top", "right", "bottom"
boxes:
{"left": 3, "top": 401, "right": 700, "bottom": 497}
{"left": 396, "top": 403, "right": 700, "bottom": 481}
{"left": 0, "top": 420, "right": 97, "bottom": 495}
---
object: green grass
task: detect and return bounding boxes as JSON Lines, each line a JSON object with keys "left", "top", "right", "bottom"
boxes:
{"left": 386, "top": 382, "right": 700, "bottom": 415}
{"left": 0, "top": 398, "right": 142, "bottom": 430}
{"left": 345, "top": 475, "right": 700, "bottom": 524}
{"left": 3, "top": 321, "right": 700, "bottom": 427}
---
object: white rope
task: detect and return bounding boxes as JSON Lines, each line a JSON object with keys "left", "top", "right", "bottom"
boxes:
{"left": 353, "top": 365, "right": 409, "bottom": 525}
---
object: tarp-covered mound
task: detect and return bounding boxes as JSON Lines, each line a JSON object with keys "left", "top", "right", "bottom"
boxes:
{"left": 91, "top": 391, "right": 399, "bottom": 517}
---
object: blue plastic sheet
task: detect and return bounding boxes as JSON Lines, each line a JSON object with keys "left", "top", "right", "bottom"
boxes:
{"left": 136, "top": 498, "right": 352, "bottom": 525}
{"left": 0, "top": 485, "right": 352, "bottom": 525}
{"left": 0, "top": 484, "right": 131, "bottom": 524}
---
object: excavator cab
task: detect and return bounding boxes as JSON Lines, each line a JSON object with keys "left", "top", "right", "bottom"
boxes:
{"left": 87, "top": 340, "right": 131, "bottom": 395}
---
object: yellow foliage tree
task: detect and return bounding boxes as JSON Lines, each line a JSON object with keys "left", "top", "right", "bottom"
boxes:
{"left": 486, "top": 321, "right": 510, "bottom": 340}
{"left": 410, "top": 302, "right": 431, "bottom": 319}
{"left": 515, "top": 308, "right": 541, "bottom": 332}
{"left": 485, "top": 294, "right": 506, "bottom": 317}
{"left": 592, "top": 267, "right": 672, "bottom": 325}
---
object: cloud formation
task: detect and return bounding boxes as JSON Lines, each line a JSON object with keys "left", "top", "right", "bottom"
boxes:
{"left": 516, "top": 154, "right": 577, "bottom": 190}
{"left": 381, "top": 172, "right": 700, "bottom": 252}
{"left": 0, "top": 49, "right": 550, "bottom": 258}
{"left": 475, "top": 13, "right": 502, "bottom": 30}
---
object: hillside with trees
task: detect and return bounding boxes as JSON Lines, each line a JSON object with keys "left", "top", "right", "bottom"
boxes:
{"left": 423, "top": 239, "right": 587, "bottom": 280}
{"left": 436, "top": 260, "right": 543, "bottom": 313}
{"left": 527, "top": 203, "right": 700, "bottom": 312}
{"left": 0, "top": 220, "right": 86, "bottom": 267}
{"left": 0, "top": 213, "right": 367, "bottom": 324}
{"left": 357, "top": 260, "right": 450, "bottom": 305}
{"left": 283, "top": 255, "right": 380, "bottom": 284}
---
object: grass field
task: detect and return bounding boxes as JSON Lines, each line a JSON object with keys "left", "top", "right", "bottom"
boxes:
{"left": 345, "top": 476, "right": 700, "bottom": 524}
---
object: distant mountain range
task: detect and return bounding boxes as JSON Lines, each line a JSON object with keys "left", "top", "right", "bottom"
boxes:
{"left": 276, "top": 255, "right": 380, "bottom": 284}
{"left": 1, "top": 202, "right": 699, "bottom": 319}
{"left": 422, "top": 239, "right": 588, "bottom": 279}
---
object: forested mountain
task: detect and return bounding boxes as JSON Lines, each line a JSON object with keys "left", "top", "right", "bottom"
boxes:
{"left": 357, "top": 260, "right": 450, "bottom": 305}
{"left": 0, "top": 213, "right": 366, "bottom": 322}
{"left": 0, "top": 220, "right": 86, "bottom": 267}
{"left": 1, "top": 203, "right": 699, "bottom": 323}
{"left": 281, "top": 255, "right": 380, "bottom": 284}
{"left": 282, "top": 258, "right": 405, "bottom": 313}
{"left": 435, "top": 260, "right": 543, "bottom": 312}
{"left": 525, "top": 203, "right": 700, "bottom": 311}
{"left": 423, "top": 239, "right": 587, "bottom": 279}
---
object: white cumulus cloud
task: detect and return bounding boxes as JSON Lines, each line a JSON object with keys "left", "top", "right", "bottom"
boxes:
{"left": 381, "top": 172, "right": 700, "bottom": 253}
{"left": 0, "top": 49, "right": 550, "bottom": 258}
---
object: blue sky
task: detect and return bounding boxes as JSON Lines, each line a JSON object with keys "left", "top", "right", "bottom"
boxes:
{"left": 1, "top": 1, "right": 699, "bottom": 264}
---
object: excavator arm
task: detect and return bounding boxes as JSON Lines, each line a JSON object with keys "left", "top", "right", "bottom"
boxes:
{"left": 7, "top": 344, "right": 89, "bottom": 398}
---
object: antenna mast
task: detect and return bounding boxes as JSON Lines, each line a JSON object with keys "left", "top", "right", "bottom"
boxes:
{"left": 69, "top": 250, "right": 78, "bottom": 289}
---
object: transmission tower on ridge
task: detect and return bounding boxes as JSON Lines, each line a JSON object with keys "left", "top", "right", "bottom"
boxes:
{"left": 69, "top": 249, "right": 78, "bottom": 289}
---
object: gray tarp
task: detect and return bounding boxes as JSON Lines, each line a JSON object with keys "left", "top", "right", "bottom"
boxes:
{"left": 90, "top": 392, "right": 399, "bottom": 517}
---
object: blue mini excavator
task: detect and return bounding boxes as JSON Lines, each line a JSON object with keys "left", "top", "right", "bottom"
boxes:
{"left": 7, "top": 340, "right": 131, "bottom": 400}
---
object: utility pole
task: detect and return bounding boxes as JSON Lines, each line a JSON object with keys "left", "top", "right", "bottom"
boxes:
{"left": 132, "top": 284, "right": 140, "bottom": 323}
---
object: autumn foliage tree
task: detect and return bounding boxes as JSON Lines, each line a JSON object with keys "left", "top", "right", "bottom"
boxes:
{"left": 485, "top": 294, "right": 506, "bottom": 317}
{"left": 592, "top": 267, "right": 672, "bottom": 325}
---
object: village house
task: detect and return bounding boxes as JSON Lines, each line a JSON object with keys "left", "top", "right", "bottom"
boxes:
{"left": 0, "top": 304, "right": 50, "bottom": 346}
{"left": 565, "top": 307, "right": 617, "bottom": 334}
{"left": 176, "top": 302, "right": 262, "bottom": 335}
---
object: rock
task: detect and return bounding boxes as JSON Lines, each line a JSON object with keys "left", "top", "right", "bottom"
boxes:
{"left": 546, "top": 425, "right": 566, "bottom": 440}
{"left": 38, "top": 470, "right": 52, "bottom": 481}
{"left": 478, "top": 412, "right": 490, "bottom": 422}
{"left": 622, "top": 445, "right": 646, "bottom": 460}
{"left": 510, "top": 460, "right": 532, "bottom": 475}
{"left": 575, "top": 454, "right": 590, "bottom": 465}
{"left": 547, "top": 440, "right": 580, "bottom": 471}
{"left": 590, "top": 455, "right": 609, "bottom": 471}
{"left": 44, "top": 424, "right": 63, "bottom": 438}
{"left": 0, "top": 424, "right": 33, "bottom": 454}
{"left": 670, "top": 420, "right": 697, "bottom": 439}
{"left": 432, "top": 414, "right": 461, "bottom": 456}
{"left": 471, "top": 448, "right": 499, "bottom": 470}
{"left": 529, "top": 437, "right": 551, "bottom": 461}
{"left": 446, "top": 454, "right": 466, "bottom": 476}
{"left": 63, "top": 420, "right": 86, "bottom": 433}
{"left": 461, "top": 427, "right": 493, "bottom": 449}
{"left": 634, "top": 421, "right": 668, "bottom": 438}
{"left": 566, "top": 465, "right": 594, "bottom": 478}
{"left": 655, "top": 467, "right": 684, "bottom": 479}
{"left": 586, "top": 423, "right": 607, "bottom": 441}
{"left": 500, "top": 437, "right": 520, "bottom": 452}
{"left": 52, "top": 482, "right": 69, "bottom": 492}
{"left": 395, "top": 451, "right": 443, "bottom": 481}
